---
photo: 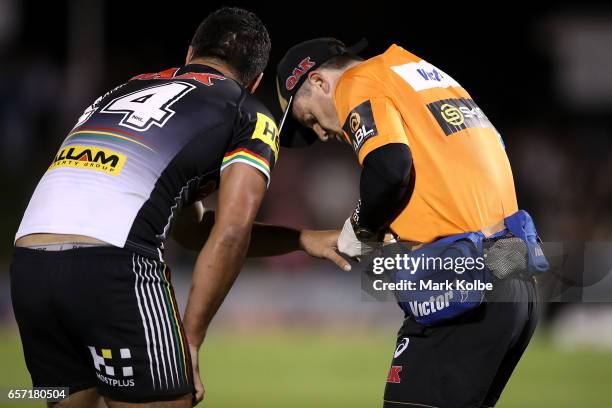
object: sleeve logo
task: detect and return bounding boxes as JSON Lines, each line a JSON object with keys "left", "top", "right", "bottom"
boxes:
{"left": 349, "top": 112, "right": 361, "bottom": 133}
{"left": 342, "top": 100, "right": 378, "bottom": 154}
{"left": 427, "top": 98, "right": 494, "bottom": 136}
{"left": 440, "top": 103, "right": 464, "bottom": 126}
{"left": 252, "top": 112, "right": 279, "bottom": 160}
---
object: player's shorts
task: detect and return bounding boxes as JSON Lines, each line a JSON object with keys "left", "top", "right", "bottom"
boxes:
{"left": 10, "top": 246, "right": 194, "bottom": 402}
{"left": 383, "top": 275, "right": 540, "bottom": 408}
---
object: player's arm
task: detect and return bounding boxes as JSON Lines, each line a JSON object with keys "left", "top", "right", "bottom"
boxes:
{"left": 182, "top": 163, "right": 264, "bottom": 403}
{"left": 182, "top": 163, "right": 264, "bottom": 348}
{"left": 336, "top": 94, "right": 413, "bottom": 257}
{"left": 171, "top": 203, "right": 349, "bottom": 269}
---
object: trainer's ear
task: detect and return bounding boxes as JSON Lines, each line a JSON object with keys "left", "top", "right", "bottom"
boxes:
{"left": 246, "top": 73, "right": 264, "bottom": 94}
{"left": 308, "top": 71, "right": 330, "bottom": 94}
{"left": 186, "top": 45, "right": 194, "bottom": 65}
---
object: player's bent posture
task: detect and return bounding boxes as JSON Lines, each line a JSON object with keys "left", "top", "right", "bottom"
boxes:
{"left": 10, "top": 11, "right": 347, "bottom": 408}
{"left": 276, "top": 39, "right": 548, "bottom": 408}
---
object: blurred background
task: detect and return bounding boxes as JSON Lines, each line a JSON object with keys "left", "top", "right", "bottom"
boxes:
{"left": 1, "top": 1, "right": 612, "bottom": 407}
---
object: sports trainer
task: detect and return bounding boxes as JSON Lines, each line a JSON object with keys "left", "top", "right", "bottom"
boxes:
{"left": 10, "top": 10, "right": 347, "bottom": 408}
{"left": 276, "top": 38, "right": 547, "bottom": 407}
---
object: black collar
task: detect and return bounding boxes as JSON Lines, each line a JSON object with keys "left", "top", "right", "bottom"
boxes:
{"left": 175, "top": 64, "right": 225, "bottom": 77}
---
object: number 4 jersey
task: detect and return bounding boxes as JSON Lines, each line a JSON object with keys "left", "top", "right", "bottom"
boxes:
{"left": 16, "top": 64, "right": 279, "bottom": 260}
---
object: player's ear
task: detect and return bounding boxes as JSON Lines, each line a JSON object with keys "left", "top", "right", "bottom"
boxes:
{"left": 186, "top": 46, "right": 194, "bottom": 65}
{"left": 246, "top": 73, "right": 264, "bottom": 94}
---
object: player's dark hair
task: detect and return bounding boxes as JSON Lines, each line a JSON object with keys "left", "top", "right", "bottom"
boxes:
{"left": 190, "top": 7, "right": 271, "bottom": 85}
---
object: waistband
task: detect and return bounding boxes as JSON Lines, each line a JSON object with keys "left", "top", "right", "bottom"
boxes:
{"left": 22, "top": 242, "right": 111, "bottom": 251}
{"left": 11, "top": 245, "right": 159, "bottom": 261}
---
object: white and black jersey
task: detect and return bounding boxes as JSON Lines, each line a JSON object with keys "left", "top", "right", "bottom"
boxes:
{"left": 16, "top": 64, "right": 279, "bottom": 259}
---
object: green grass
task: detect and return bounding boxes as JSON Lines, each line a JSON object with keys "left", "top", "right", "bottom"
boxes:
{"left": 1, "top": 328, "right": 612, "bottom": 408}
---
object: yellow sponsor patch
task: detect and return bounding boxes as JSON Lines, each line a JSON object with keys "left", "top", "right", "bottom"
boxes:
{"left": 252, "top": 112, "right": 279, "bottom": 160}
{"left": 48, "top": 145, "right": 127, "bottom": 176}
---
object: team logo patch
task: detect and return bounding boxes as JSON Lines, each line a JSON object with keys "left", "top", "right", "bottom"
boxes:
{"left": 252, "top": 112, "right": 279, "bottom": 160}
{"left": 387, "top": 365, "right": 403, "bottom": 383}
{"left": 342, "top": 100, "right": 378, "bottom": 154}
{"left": 427, "top": 98, "right": 494, "bottom": 136}
{"left": 88, "top": 346, "right": 135, "bottom": 387}
{"left": 49, "top": 145, "right": 127, "bottom": 175}
{"left": 286, "top": 57, "right": 316, "bottom": 91}
{"left": 394, "top": 337, "right": 410, "bottom": 358}
{"left": 440, "top": 103, "right": 465, "bottom": 125}
{"left": 349, "top": 112, "right": 361, "bottom": 133}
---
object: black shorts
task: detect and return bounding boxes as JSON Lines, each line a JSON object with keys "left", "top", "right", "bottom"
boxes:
{"left": 10, "top": 246, "right": 194, "bottom": 402}
{"left": 383, "top": 276, "right": 540, "bottom": 408}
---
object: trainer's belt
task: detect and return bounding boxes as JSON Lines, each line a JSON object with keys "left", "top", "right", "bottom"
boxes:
{"left": 394, "top": 218, "right": 530, "bottom": 280}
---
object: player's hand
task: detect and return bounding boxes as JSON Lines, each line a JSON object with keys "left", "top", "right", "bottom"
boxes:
{"left": 189, "top": 343, "right": 204, "bottom": 406}
{"left": 337, "top": 217, "right": 381, "bottom": 259}
{"left": 299, "top": 230, "right": 351, "bottom": 271}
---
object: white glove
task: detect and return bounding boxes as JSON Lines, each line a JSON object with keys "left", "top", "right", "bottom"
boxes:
{"left": 337, "top": 217, "right": 380, "bottom": 259}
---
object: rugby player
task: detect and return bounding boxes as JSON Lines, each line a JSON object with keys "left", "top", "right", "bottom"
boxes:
{"left": 276, "top": 38, "right": 543, "bottom": 407}
{"left": 10, "top": 11, "right": 347, "bottom": 408}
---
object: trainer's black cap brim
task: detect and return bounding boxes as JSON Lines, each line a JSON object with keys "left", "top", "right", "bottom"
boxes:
{"left": 277, "top": 94, "right": 318, "bottom": 148}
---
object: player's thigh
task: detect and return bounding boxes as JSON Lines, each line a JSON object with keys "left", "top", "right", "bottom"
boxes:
{"left": 104, "top": 393, "right": 191, "bottom": 408}
{"left": 58, "top": 250, "right": 193, "bottom": 402}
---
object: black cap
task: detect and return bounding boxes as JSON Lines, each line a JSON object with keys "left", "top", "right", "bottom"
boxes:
{"left": 276, "top": 38, "right": 367, "bottom": 148}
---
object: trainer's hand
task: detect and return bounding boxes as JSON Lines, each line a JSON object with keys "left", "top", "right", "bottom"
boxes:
{"left": 300, "top": 230, "right": 351, "bottom": 271}
{"left": 189, "top": 343, "right": 204, "bottom": 406}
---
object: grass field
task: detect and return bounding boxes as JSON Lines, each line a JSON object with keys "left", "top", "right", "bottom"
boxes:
{"left": 1, "top": 328, "right": 612, "bottom": 408}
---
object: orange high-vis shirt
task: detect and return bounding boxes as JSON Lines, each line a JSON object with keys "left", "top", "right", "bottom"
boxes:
{"left": 334, "top": 44, "right": 518, "bottom": 243}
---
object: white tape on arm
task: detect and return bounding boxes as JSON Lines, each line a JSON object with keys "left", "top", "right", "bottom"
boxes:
{"left": 337, "top": 218, "right": 379, "bottom": 258}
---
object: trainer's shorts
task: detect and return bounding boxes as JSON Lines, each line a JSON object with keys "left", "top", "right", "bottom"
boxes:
{"left": 10, "top": 246, "right": 194, "bottom": 402}
{"left": 383, "top": 276, "right": 540, "bottom": 408}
